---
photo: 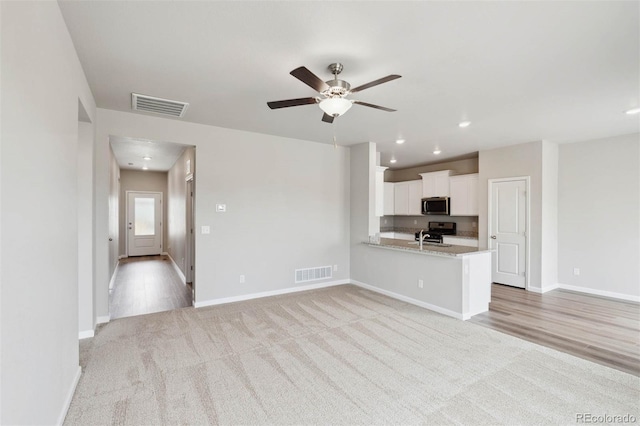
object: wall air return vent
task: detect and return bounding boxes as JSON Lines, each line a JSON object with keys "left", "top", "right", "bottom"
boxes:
{"left": 131, "top": 93, "right": 189, "bottom": 118}
{"left": 295, "top": 266, "right": 332, "bottom": 284}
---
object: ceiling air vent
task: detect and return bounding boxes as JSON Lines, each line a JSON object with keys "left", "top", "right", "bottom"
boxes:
{"left": 131, "top": 93, "right": 189, "bottom": 118}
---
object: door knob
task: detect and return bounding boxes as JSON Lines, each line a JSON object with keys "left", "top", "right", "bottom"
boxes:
{"left": 490, "top": 235, "right": 497, "bottom": 239}
{"left": 109, "top": 238, "right": 113, "bottom": 241}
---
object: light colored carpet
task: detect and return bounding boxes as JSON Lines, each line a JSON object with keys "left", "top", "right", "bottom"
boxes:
{"left": 65, "top": 285, "right": 640, "bottom": 425}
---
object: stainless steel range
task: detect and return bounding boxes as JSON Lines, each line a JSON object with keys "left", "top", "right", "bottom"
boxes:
{"left": 414, "top": 222, "right": 456, "bottom": 243}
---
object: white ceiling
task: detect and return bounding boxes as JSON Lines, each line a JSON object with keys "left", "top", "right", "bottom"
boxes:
{"left": 110, "top": 136, "right": 187, "bottom": 172}
{"left": 59, "top": 1, "right": 639, "bottom": 170}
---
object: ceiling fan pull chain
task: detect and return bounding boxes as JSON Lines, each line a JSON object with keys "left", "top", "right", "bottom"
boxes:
{"left": 333, "top": 119, "right": 338, "bottom": 149}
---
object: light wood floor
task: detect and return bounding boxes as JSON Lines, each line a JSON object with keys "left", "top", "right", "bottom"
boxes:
{"left": 470, "top": 283, "right": 640, "bottom": 376}
{"left": 109, "top": 255, "right": 192, "bottom": 320}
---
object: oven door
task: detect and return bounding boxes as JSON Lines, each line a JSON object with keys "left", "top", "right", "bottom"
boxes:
{"left": 422, "top": 197, "right": 449, "bottom": 215}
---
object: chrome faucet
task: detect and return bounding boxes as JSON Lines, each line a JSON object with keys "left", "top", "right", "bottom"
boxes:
{"left": 419, "top": 229, "right": 425, "bottom": 250}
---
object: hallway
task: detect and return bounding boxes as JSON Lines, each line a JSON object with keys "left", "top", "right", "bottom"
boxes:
{"left": 109, "top": 255, "right": 192, "bottom": 319}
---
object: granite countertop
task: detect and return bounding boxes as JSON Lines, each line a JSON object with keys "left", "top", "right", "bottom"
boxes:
{"left": 365, "top": 238, "right": 490, "bottom": 257}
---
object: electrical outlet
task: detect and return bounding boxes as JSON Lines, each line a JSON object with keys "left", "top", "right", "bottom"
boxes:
{"left": 383, "top": 219, "right": 388, "bottom": 224}
{"left": 418, "top": 279, "right": 423, "bottom": 289}
{"left": 573, "top": 268, "right": 580, "bottom": 276}
{"left": 239, "top": 275, "right": 245, "bottom": 283}
{"left": 333, "top": 265, "right": 338, "bottom": 272}
{"left": 414, "top": 220, "right": 417, "bottom": 225}
{"left": 201, "top": 225, "right": 210, "bottom": 234}
{"left": 472, "top": 221, "right": 477, "bottom": 228}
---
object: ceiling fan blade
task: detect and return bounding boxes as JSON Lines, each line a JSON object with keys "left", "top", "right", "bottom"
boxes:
{"left": 267, "top": 97, "right": 318, "bottom": 109}
{"left": 353, "top": 100, "right": 396, "bottom": 112}
{"left": 321, "top": 113, "right": 335, "bottom": 123}
{"left": 350, "top": 75, "right": 401, "bottom": 94}
{"left": 290, "top": 66, "right": 330, "bottom": 93}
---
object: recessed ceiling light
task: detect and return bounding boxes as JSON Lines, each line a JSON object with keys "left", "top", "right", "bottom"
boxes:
{"left": 625, "top": 107, "right": 640, "bottom": 115}
{"left": 390, "top": 158, "right": 397, "bottom": 164}
{"left": 396, "top": 139, "right": 405, "bottom": 144}
{"left": 143, "top": 156, "right": 152, "bottom": 160}
{"left": 433, "top": 149, "right": 441, "bottom": 155}
{"left": 142, "top": 166, "right": 148, "bottom": 170}
{"left": 458, "top": 121, "right": 471, "bottom": 128}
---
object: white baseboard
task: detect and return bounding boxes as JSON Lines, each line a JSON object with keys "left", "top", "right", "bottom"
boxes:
{"left": 528, "top": 283, "right": 559, "bottom": 294}
{"left": 96, "top": 315, "right": 110, "bottom": 324}
{"left": 78, "top": 329, "right": 95, "bottom": 339}
{"left": 161, "top": 251, "right": 169, "bottom": 256}
{"left": 194, "top": 279, "right": 350, "bottom": 308}
{"left": 557, "top": 283, "right": 640, "bottom": 302}
{"left": 167, "top": 253, "right": 186, "bottom": 284}
{"left": 350, "top": 280, "right": 464, "bottom": 320}
{"left": 118, "top": 254, "right": 127, "bottom": 259}
{"left": 57, "top": 365, "right": 81, "bottom": 426}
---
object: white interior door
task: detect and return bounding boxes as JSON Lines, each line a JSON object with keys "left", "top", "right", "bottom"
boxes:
{"left": 127, "top": 191, "right": 162, "bottom": 257}
{"left": 489, "top": 179, "right": 527, "bottom": 288}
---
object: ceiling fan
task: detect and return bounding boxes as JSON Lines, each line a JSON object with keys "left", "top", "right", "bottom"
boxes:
{"left": 267, "top": 63, "right": 401, "bottom": 123}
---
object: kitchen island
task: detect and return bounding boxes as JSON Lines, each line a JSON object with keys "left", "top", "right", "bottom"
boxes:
{"left": 354, "top": 237, "right": 492, "bottom": 320}
{"left": 367, "top": 237, "right": 484, "bottom": 257}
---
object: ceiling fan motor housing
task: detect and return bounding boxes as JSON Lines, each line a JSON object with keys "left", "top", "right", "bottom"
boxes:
{"left": 323, "top": 79, "right": 351, "bottom": 98}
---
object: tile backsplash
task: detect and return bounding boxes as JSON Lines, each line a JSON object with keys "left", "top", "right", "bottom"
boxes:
{"left": 380, "top": 215, "right": 478, "bottom": 236}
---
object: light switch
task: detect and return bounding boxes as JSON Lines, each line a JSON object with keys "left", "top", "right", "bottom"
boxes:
{"left": 201, "top": 226, "right": 210, "bottom": 234}
{"left": 216, "top": 204, "right": 226, "bottom": 212}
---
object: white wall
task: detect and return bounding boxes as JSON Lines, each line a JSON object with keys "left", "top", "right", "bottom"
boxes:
{"left": 558, "top": 133, "right": 639, "bottom": 299}
{"left": 385, "top": 157, "right": 479, "bottom": 182}
{"left": 1, "top": 2, "right": 96, "bottom": 423}
{"left": 479, "top": 141, "right": 544, "bottom": 289}
{"left": 78, "top": 120, "right": 95, "bottom": 337}
{"left": 95, "top": 109, "right": 350, "bottom": 310}
{"left": 540, "top": 141, "right": 559, "bottom": 291}
{"left": 118, "top": 170, "right": 168, "bottom": 257}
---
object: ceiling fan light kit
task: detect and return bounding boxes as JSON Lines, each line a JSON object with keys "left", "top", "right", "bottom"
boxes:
{"left": 267, "top": 62, "right": 401, "bottom": 123}
{"left": 319, "top": 97, "right": 352, "bottom": 117}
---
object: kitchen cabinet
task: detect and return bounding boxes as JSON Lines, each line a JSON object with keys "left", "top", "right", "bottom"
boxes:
{"left": 408, "top": 180, "right": 422, "bottom": 215}
{"left": 394, "top": 182, "right": 409, "bottom": 215}
{"left": 383, "top": 182, "right": 394, "bottom": 215}
{"left": 380, "top": 232, "right": 414, "bottom": 241}
{"left": 442, "top": 236, "right": 479, "bottom": 247}
{"left": 449, "top": 173, "right": 479, "bottom": 216}
{"left": 420, "top": 170, "right": 452, "bottom": 198}
{"left": 393, "top": 180, "right": 422, "bottom": 216}
{"left": 374, "top": 166, "right": 388, "bottom": 217}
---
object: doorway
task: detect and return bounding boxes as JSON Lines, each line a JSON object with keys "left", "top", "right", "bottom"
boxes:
{"left": 185, "top": 175, "right": 195, "bottom": 303}
{"left": 126, "top": 191, "right": 163, "bottom": 256}
{"left": 488, "top": 177, "right": 529, "bottom": 288}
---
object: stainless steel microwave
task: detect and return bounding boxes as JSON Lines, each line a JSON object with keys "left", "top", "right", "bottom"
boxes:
{"left": 421, "top": 197, "right": 450, "bottom": 215}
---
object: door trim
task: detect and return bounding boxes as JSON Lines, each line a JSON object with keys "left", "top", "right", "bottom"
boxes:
{"left": 487, "top": 176, "right": 530, "bottom": 290}
{"left": 125, "top": 190, "right": 163, "bottom": 257}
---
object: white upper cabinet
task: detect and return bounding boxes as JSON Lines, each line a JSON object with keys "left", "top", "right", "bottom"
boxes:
{"left": 374, "top": 166, "right": 388, "bottom": 217}
{"left": 383, "top": 182, "right": 395, "bottom": 216}
{"left": 420, "top": 170, "right": 452, "bottom": 198}
{"left": 394, "top": 182, "right": 409, "bottom": 215}
{"left": 393, "top": 180, "right": 422, "bottom": 216}
{"left": 449, "top": 173, "right": 479, "bottom": 216}
{"left": 408, "top": 180, "right": 423, "bottom": 215}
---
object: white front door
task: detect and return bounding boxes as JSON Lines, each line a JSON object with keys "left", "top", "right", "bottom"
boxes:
{"left": 489, "top": 178, "right": 527, "bottom": 288}
{"left": 127, "top": 191, "right": 162, "bottom": 257}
